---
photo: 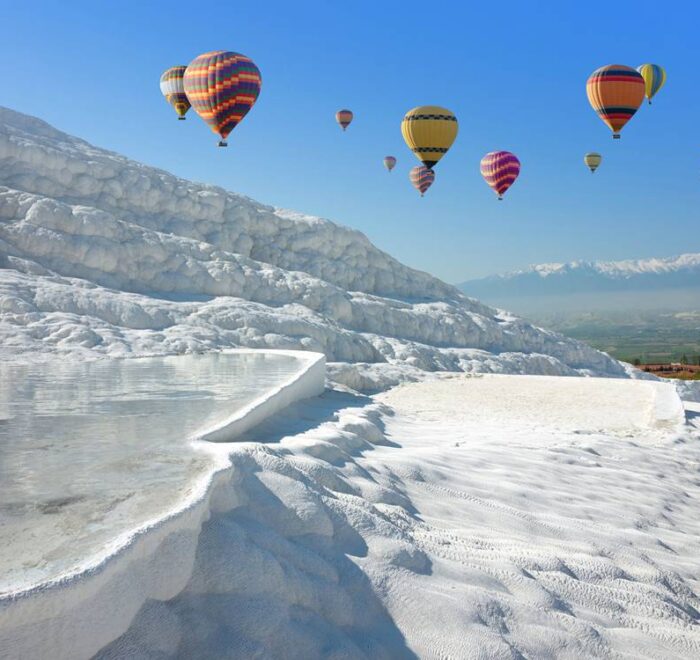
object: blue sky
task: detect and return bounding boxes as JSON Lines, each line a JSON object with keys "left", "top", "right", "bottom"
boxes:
{"left": 1, "top": 0, "right": 698, "bottom": 281}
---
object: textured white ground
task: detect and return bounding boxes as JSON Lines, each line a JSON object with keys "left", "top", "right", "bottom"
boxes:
{"left": 2, "top": 106, "right": 700, "bottom": 659}
{"left": 86, "top": 375, "right": 700, "bottom": 660}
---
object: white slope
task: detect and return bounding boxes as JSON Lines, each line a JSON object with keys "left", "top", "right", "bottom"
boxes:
{"left": 0, "top": 107, "right": 625, "bottom": 387}
{"left": 15, "top": 375, "right": 689, "bottom": 660}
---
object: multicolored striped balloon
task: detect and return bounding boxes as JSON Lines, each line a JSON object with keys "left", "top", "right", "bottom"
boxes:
{"left": 383, "top": 156, "right": 397, "bottom": 172}
{"left": 336, "top": 109, "right": 353, "bottom": 131}
{"left": 160, "top": 66, "right": 190, "bottom": 120}
{"left": 584, "top": 152, "right": 602, "bottom": 173}
{"left": 409, "top": 165, "right": 435, "bottom": 196}
{"left": 183, "top": 51, "right": 262, "bottom": 147}
{"left": 637, "top": 63, "right": 666, "bottom": 104}
{"left": 480, "top": 151, "right": 520, "bottom": 200}
{"left": 586, "top": 65, "right": 645, "bottom": 139}
{"left": 401, "top": 106, "right": 458, "bottom": 169}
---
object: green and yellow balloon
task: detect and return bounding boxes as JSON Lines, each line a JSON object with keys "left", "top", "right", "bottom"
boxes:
{"left": 584, "top": 152, "right": 602, "bottom": 173}
{"left": 637, "top": 64, "right": 666, "bottom": 104}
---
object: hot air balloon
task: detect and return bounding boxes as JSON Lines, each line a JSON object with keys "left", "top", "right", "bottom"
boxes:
{"left": 409, "top": 165, "right": 435, "bottom": 197}
{"left": 336, "top": 110, "right": 353, "bottom": 131}
{"left": 383, "top": 156, "right": 397, "bottom": 172}
{"left": 160, "top": 66, "right": 191, "bottom": 120}
{"left": 584, "top": 152, "right": 602, "bottom": 173}
{"left": 586, "top": 65, "right": 645, "bottom": 139}
{"left": 637, "top": 64, "right": 667, "bottom": 104}
{"left": 183, "top": 51, "right": 262, "bottom": 147}
{"left": 401, "top": 106, "right": 458, "bottom": 169}
{"left": 480, "top": 151, "right": 520, "bottom": 200}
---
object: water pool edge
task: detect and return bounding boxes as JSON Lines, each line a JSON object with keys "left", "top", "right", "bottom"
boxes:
{"left": 0, "top": 349, "right": 325, "bottom": 660}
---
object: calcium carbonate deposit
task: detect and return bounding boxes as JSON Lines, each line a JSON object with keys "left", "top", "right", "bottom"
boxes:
{"left": 0, "top": 106, "right": 625, "bottom": 389}
{"left": 2, "top": 108, "right": 700, "bottom": 660}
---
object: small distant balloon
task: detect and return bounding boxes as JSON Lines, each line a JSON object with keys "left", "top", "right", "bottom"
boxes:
{"left": 336, "top": 110, "right": 353, "bottom": 131}
{"left": 409, "top": 165, "right": 435, "bottom": 197}
{"left": 401, "top": 106, "right": 458, "bottom": 169}
{"left": 584, "top": 152, "right": 602, "bottom": 173}
{"left": 586, "top": 65, "right": 645, "bottom": 139}
{"left": 383, "top": 156, "right": 397, "bottom": 172}
{"left": 160, "top": 66, "right": 190, "bottom": 120}
{"left": 637, "top": 64, "right": 666, "bottom": 104}
{"left": 183, "top": 50, "right": 262, "bottom": 147}
{"left": 480, "top": 151, "right": 520, "bottom": 200}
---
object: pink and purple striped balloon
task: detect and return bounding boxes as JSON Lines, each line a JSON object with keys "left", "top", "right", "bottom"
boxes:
{"left": 409, "top": 165, "right": 435, "bottom": 196}
{"left": 480, "top": 151, "right": 520, "bottom": 200}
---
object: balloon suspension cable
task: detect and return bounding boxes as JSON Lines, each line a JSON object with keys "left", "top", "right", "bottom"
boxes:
{"left": 218, "top": 140, "right": 228, "bottom": 147}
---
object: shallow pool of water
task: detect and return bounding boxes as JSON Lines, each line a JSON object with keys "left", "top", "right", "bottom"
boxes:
{"left": 0, "top": 351, "right": 302, "bottom": 594}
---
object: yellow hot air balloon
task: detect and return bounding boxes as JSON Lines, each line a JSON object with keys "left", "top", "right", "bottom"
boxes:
{"left": 401, "top": 106, "right": 458, "bottom": 169}
{"left": 584, "top": 152, "right": 602, "bottom": 173}
{"left": 637, "top": 64, "right": 667, "bottom": 104}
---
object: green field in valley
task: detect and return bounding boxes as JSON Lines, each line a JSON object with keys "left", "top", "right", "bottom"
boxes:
{"left": 528, "top": 310, "right": 700, "bottom": 366}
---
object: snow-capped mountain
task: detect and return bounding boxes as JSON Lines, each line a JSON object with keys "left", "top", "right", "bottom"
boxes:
{"left": 459, "top": 254, "right": 700, "bottom": 299}
{"left": 0, "top": 107, "right": 626, "bottom": 387}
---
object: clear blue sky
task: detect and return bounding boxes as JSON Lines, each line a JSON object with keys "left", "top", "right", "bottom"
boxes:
{"left": 1, "top": 0, "right": 698, "bottom": 281}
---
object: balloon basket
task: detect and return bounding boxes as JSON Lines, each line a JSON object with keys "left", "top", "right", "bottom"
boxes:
{"left": 612, "top": 134, "right": 620, "bottom": 140}
{"left": 178, "top": 117, "right": 186, "bottom": 121}
{"left": 218, "top": 141, "right": 228, "bottom": 147}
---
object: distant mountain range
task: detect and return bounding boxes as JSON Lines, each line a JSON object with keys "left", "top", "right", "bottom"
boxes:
{"left": 458, "top": 254, "right": 700, "bottom": 314}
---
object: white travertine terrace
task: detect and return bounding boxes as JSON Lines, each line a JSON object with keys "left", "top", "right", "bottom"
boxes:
{"left": 0, "top": 106, "right": 625, "bottom": 387}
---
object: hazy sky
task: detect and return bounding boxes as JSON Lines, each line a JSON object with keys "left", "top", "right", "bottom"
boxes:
{"left": 1, "top": 0, "right": 698, "bottom": 282}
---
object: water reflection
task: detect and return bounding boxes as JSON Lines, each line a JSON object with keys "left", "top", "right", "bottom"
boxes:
{"left": 0, "top": 352, "right": 300, "bottom": 594}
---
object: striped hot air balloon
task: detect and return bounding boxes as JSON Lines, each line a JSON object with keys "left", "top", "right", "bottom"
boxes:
{"left": 584, "top": 152, "right": 602, "bottom": 173}
{"left": 183, "top": 51, "right": 262, "bottom": 147}
{"left": 401, "top": 106, "right": 458, "bottom": 169}
{"left": 160, "top": 66, "right": 191, "bottom": 120}
{"left": 637, "top": 63, "right": 667, "bottom": 104}
{"left": 409, "top": 165, "right": 435, "bottom": 196}
{"left": 586, "top": 65, "right": 645, "bottom": 139}
{"left": 383, "top": 156, "right": 397, "bottom": 172}
{"left": 480, "top": 151, "right": 520, "bottom": 200}
{"left": 336, "top": 110, "right": 353, "bottom": 131}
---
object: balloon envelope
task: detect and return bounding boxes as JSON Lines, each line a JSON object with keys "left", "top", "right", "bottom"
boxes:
{"left": 183, "top": 51, "right": 262, "bottom": 145}
{"left": 480, "top": 151, "right": 520, "bottom": 199}
{"left": 401, "top": 106, "right": 458, "bottom": 169}
{"left": 160, "top": 66, "right": 190, "bottom": 119}
{"left": 586, "top": 65, "right": 644, "bottom": 138}
{"left": 584, "top": 152, "right": 602, "bottom": 173}
{"left": 409, "top": 165, "right": 435, "bottom": 196}
{"left": 383, "top": 156, "right": 397, "bottom": 171}
{"left": 637, "top": 63, "right": 667, "bottom": 104}
{"left": 336, "top": 110, "right": 353, "bottom": 131}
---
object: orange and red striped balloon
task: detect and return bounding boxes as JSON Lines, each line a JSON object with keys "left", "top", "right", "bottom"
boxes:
{"left": 586, "top": 65, "right": 645, "bottom": 139}
{"left": 183, "top": 50, "right": 262, "bottom": 147}
{"left": 480, "top": 151, "right": 520, "bottom": 200}
{"left": 336, "top": 109, "right": 353, "bottom": 131}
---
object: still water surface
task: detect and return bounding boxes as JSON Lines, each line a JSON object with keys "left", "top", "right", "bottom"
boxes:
{"left": 0, "top": 352, "right": 301, "bottom": 594}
